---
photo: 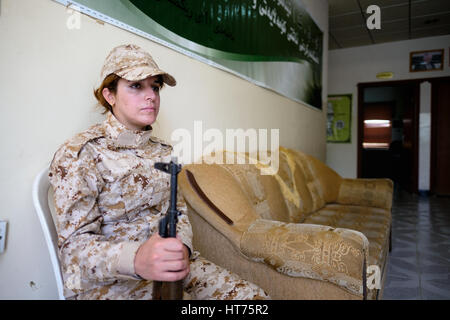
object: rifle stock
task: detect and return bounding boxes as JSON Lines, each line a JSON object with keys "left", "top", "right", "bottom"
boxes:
{"left": 152, "top": 158, "right": 184, "bottom": 300}
{"left": 153, "top": 280, "right": 183, "bottom": 300}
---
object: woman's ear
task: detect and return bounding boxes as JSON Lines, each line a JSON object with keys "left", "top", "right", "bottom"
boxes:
{"left": 102, "top": 87, "right": 116, "bottom": 107}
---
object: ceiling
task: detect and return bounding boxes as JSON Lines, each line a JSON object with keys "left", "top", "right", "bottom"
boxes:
{"left": 329, "top": 0, "right": 450, "bottom": 49}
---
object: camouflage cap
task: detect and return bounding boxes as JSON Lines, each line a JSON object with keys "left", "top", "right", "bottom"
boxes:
{"left": 100, "top": 44, "right": 176, "bottom": 86}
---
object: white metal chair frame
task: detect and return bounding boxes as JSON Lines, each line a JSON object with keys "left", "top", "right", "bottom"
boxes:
{"left": 32, "top": 166, "right": 65, "bottom": 300}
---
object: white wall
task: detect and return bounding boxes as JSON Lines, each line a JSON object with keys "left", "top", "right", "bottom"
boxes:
{"left": 0, "top": 0, "right": 328, "bottom": 299}
{"left": 327, "top": 34, "right": 450, "bottom": 178}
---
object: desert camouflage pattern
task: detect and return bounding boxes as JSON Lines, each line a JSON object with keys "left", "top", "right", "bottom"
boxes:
{"left": 72, "top": 252, "right": 268, "bottom": 300}
{"left": 100, "top": 44, "right": 176, "bottom": 86}
{"left": 49, "top": 113, "right": 268, "bottom": 300}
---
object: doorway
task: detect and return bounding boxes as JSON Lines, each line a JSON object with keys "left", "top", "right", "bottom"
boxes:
{"left": 358, "top": 76, "right": 450, "bottom": 195}
{"left": 357, "top": 82, "right": 419, "bottom": 193}
{"left": 431, "top": 77, "right": 450, "bottom": 196}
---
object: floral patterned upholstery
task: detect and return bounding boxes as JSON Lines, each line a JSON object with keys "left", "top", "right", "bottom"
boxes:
{"left": 179, "top": 147, "right": 393, "bottom": 299}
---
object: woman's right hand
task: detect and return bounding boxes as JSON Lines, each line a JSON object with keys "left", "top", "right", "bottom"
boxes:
{"left": 134, "top": 234, "right": 190, "bottom": 281}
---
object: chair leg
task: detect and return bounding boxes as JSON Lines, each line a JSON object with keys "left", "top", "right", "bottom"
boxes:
{"left": 389, "top": 226, "right": 392, "bottom": 252}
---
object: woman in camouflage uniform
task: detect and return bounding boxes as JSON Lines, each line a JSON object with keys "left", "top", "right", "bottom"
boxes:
{"left": 49, "top": 44, "right": 269, "bottom": 300}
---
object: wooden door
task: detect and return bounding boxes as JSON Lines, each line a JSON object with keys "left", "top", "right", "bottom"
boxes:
{"left": 431, "top": 78, "right": 450, "bottom": 195}
{"left": 400, "top": 84, "right": 419, "bottom": 193}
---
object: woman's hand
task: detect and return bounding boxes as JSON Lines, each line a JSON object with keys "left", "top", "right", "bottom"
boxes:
{"left": 134, "top": 234, "right": 190, "bottom": 281}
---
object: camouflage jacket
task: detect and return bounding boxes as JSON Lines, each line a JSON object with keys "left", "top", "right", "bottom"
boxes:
{"left": 49, "top": 112, "right": 193, "bottom": 298}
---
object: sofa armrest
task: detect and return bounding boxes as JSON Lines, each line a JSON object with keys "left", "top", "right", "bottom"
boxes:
{"left": 179, "top": 166, "right": 260, "bottom": 248}
{"left": 336, "top": 178, "right": 393, "bottom": 210}
{"left": 240, "top": 219, "right": 369, "bottom": 297}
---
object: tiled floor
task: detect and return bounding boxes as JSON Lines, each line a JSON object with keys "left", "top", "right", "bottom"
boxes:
{"left": 382, "top": 187, "right": 450, "bottom": 300}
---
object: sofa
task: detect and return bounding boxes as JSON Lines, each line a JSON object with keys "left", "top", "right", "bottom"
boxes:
{"left": 178, "top": 147, "right": 393, "bottom": 300}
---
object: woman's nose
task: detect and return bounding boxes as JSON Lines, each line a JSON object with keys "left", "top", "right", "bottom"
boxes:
{"left": 144, "top": 88, "right": 156, "bottom": 101}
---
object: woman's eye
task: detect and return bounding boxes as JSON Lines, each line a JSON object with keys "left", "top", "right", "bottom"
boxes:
{"left": 130, "top": 83, "right": 141, "bottom": 89}
{"left": 152, "top": 86, "right": 160, "bottom": 93}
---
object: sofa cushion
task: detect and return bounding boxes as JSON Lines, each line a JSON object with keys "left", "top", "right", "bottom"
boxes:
{"left": 290, "top": 149, "right": 343, "bottom": 204}
{"left": 273, "top": 150, "right": 308, "bottom": 222}
{"left": 220, "top": 163, "right": 291, "bottom": 223}
{"left": 200, "top": 151, "right": 292, "bottom": 223}
{"left": 275, "top": 148, "right": 337, "bottom": 222}
{"left": 303, "top": 204, "right": 391, "bottom": 268}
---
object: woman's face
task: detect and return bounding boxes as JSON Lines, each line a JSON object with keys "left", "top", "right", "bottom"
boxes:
{"left": 103, "top": 76, "right": 162, "bottom": 130}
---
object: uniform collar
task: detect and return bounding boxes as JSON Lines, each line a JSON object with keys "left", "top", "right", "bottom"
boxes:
{"left": 104, "top": 112, "right": 153, "bottom": 148}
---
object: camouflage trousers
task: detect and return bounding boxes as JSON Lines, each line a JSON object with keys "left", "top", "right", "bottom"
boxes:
{"left": 71, "top": 251, "right": 270, "bottom": 300}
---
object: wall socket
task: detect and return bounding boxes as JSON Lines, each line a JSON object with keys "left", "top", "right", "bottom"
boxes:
{"left": 0, "top": 221, "right": 7, "bottom": 254}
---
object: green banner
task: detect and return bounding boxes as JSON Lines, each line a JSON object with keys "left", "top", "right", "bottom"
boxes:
{"left": 327, "top": 95, "right": 352, "bottom": 143}
{"left": 130, "top": 0, "right": 322, "bottom": 64}
{"left": 57, "top": 0, "right": 323, "bottom": 109}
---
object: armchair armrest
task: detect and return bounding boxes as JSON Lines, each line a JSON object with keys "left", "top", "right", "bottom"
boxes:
{"left": 240, "top": 219, "right": 369, "bottom": 297}
{"left": 336, "top": 178, "right": 393, "bottom": 210}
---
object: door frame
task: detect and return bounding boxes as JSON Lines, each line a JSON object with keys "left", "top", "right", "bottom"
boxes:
{"left": 358, "top": 76, "right": 450, "bottom": 193}
{"left": 357, "top": 79, "right": 421, "bottom": 192}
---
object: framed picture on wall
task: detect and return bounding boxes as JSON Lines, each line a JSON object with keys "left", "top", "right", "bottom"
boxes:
{"left": 410, "top": 49, "right": 444, "bottom": 72}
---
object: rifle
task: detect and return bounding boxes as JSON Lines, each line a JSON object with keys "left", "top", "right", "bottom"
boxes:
{"left": 152, "top": 157, "right": 184, "bottom": 300}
